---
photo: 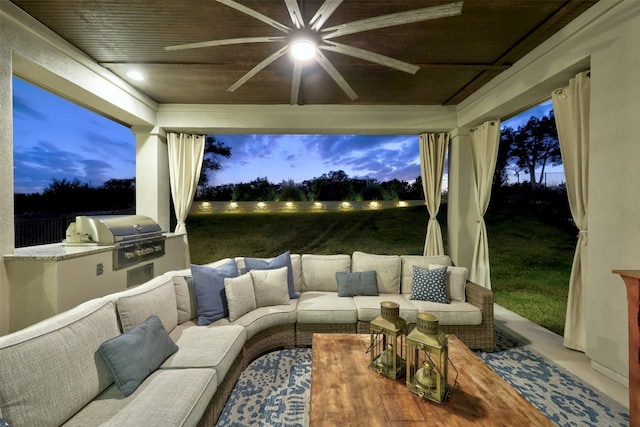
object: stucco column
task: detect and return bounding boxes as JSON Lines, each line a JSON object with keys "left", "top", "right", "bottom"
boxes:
{"left": 447, "top": 127, "right": 476, "bottom": 269}
{"left": 132, "top": 126, "right": 170, "bottom": 231}
{"left": 0, "top": 46, "right": 14, "bottom": 335}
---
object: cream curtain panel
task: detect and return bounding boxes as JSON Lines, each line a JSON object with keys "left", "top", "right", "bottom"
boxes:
{"left": 469, "top": 121, "right": 500, "bottom": 289}
{"left": 167, "top": 132, "right": 205, "bottom": 267}
{"left": 419, "top": 132, "right": 450, "bottom": 256}
{"left": 551, "top": 71, "right": 590, "bottom": 352}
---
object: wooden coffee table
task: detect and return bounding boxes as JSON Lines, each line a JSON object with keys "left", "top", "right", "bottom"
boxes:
{"left": 310, "top": 333, "right": 553, "bottom": 426}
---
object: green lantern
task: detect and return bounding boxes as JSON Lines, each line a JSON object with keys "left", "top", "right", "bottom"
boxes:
{"left": 406, "top": 313, "right": 458, "bottom": 403}
{"left": 368, "top": 301, "right": 407, "bottom": 379}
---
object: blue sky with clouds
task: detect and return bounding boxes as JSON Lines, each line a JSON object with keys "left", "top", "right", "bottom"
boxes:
{"left": 12, "top": 76, "right": 555, "bottom": 194}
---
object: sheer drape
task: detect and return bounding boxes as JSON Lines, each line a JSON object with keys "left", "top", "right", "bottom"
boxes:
{"left": 469, "top": 121, "right": 500, "bottom": 289}
{"left": 552, "top": 71, "right": 590, "bottom": 352}
{"left": 419, "top": 132, "right": 450, "bottom": 256}
{"left": 167, "top": 132, "right": 205, "bottom": 267}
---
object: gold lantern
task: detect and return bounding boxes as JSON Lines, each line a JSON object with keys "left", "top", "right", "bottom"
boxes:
{"left": 368, "top": 301, "right": 407, "bottom": 379}
{"left": 405, "top": 313, "right": 458, "bottom": 403}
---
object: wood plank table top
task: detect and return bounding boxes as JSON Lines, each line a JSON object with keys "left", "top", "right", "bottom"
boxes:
{"left": 309, "top": 333, "right": 553, "bottom": 426}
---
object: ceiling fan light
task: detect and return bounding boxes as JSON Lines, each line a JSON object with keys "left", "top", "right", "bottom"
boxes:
{"left": 290, "top": 39, "right": 316, "bottom": 61}
{"left": 126, "top": 70, "right": 144, "bottom": 81}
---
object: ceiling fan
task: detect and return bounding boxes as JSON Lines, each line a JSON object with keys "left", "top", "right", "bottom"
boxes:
{"left": 165, "top": 0, "right": 463, "bottom": 104}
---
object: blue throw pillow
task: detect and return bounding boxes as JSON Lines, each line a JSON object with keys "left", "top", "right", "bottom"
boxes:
{"left": 98, "top": 315, "right": 178, "bottom": 397}
{"left": 336, "top": 271, "right": 379, "bottom": 297}
{"left": 245, "top": 251, "right": 299, "bottom": 299}
{"left": 191, "top": 260, "right": 239, "bottom": 325}
{"left": 409, "top": 265, "right": 449, "bottom": 304}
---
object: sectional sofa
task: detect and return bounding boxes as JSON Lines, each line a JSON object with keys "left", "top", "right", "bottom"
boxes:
{"left": 0, "top": 251, "right": 493, "bottom": 427}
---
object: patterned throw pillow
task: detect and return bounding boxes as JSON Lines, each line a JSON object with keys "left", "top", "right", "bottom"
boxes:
{"left": 409, "top": 265, "right": 449, "bottom": 304}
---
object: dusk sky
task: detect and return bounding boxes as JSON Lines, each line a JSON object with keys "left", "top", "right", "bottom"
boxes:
{"left": 12, "top": 76, "right": 554, "bottom": 194}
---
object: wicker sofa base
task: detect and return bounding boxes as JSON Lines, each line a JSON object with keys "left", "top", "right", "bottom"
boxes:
{"left": 295, "top": 323, "right": 357, "bottom": 346}
{"left": 197, "top": 352, "right": 242, "bottom": 427}
{"left": 357, "top": 320, "right": 494, "bottom": 352}
{"left": 242, "top": 323, "right": 296, "bottom": 368}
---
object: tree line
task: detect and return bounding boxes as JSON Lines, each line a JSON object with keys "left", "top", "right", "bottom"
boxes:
{"left": 14, "top": 109, "right": 563, "bottom": 215}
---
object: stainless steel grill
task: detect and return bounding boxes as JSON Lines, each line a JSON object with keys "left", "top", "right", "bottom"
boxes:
{"left": 65, "top": 215, "right": 166, "bottom": 270}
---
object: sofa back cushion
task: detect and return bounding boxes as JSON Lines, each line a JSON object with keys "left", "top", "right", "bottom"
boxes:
{"left": 115, "top": 273, "right": 179, "bottom": 333}
{"left": 352, "top": 251, "right": 401, "bottom": 294}
{"left": 301, "top": 254, "right": 351, "bottom": 292}
{"left": 0, "top": 298, "right": 119, "bottom": 427}
{"left": 400, "top": 255, "right": 452, "bottom": 294}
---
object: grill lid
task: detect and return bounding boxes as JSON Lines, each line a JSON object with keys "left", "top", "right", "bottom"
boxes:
{"left": 65, "top": 215, "right": 162, "bottom": 244}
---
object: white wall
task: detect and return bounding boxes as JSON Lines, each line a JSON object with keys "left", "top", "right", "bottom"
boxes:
{"left": 587, "top": 17, "right": 640, "bottom": 382}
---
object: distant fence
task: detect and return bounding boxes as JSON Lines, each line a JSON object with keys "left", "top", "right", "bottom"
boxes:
{"left": 14, "top": 215, "right": 76, "bottom": 248}
{"left": 504, "top": 171, "right": 565, "bottom": 187}
{"left": 190, "top": 200, "right": 424, "bottom": 214}
{"left": 14, "top": 208, "right": 135, "bottom": 248}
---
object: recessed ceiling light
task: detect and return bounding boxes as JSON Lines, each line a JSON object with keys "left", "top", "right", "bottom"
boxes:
{"left": 290, "top": 39, "right": 316, "bottom": 61}
{"left": 126, "top": 71, "right": 144, "bottom": 81}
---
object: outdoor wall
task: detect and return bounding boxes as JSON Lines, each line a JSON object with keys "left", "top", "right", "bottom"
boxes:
{"left": 190, "top": 200, "right": 423, "bottom": 214}
{"left": 587, "top": 17, "right": 640, "bottom": 384}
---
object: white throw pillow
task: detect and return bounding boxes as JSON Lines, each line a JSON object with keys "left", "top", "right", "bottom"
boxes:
{"left": 250, "top": 266, "right": 291, "bottom": 307}
{"left": 224, "top": 273, "right": 257, "bottom": 322}
{"left": 429, "top": 264, "right": 468, "bottom": 302}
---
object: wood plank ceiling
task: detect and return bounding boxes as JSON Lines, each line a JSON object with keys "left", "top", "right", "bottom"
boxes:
{"left": 10, "top": 0, "right": 598, "bottom": 106}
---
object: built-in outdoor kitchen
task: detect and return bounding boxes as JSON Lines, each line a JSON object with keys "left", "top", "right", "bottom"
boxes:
{"left": 4, "top": 215, "right": 185, "bottom": 332}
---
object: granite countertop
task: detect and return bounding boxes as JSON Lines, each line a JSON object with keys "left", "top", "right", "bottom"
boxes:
{"left": 5, "top": 242, "right": 114, "bottom": 261}
{"left": 5, "top": 233, "right": 179, "bottom": 261}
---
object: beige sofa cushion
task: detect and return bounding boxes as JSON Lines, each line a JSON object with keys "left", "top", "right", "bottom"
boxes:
{"left": 404, "top": 296, "right": 482, "bottom": 326}
{"left": 63, "top": 368, "right": 217, "bottom": 427}
{"left": 296, "top": 291, "right": 358, "bottom": 323}
{"left": 352, "top": 295, "right": 419, "bottom": 324}
{"left": 115, "top": 274, "right": 178, "bottom": 333}
{"left": 230, "top": 300, "right": 298, "bottom": 339}
{"left": 164, "top": 325, "right": 246, "bottom": 386}
{"left": 400, "top": 255, "right": 452, "bottom": 294}
{"left": 352, "top": 251, "right": 401, "bottom": 294}
{"left": 301, "top": 254, "right": 351, "bottom": 292}
{"left": 0, "top": 298, "right": 119, "bottom": 427}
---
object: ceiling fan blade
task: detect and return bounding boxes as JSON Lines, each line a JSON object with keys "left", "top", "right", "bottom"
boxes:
{"left": 165, "top": 36, "right": 285, "bottom": 51}
{"left": 309, "top": 0, "right": 343, "bottom": 31}
{"left": 217, "top": 0, "right": 291, "bottom": 33}
{"left": 290, "top": 62, "right": 303, "bottom": 105}
{"left": 323, "top": 1, "right": 463, "bottom": 39}
{"left": 314, "top": 50, "right": 358, "bottom": 101}
{"left": 284, "top": 0, "right": 305, "bottom": 29}
{"left": 228, "top": 46, "right": 288, "bottom": 92}
{"left": 320, "top": 41, "right": 419, "bottom": 74}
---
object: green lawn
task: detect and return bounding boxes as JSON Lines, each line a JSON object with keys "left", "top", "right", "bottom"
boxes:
{"left": 187, "top": 205, "right": 574, "bottom": 336}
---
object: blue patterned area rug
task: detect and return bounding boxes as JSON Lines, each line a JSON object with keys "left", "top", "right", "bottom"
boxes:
{"left": 475, "top": 328, "right": 629, "bottom": 427}
{"left": 216, "top": 330, "right": 629, "bottom": 427}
